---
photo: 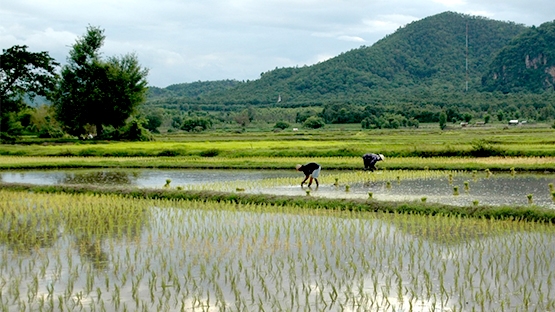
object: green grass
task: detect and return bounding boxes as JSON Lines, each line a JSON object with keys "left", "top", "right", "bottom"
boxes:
{"left": 2, "top": 183, "right": 555, "bottom": 223}
{"left": 1, "top": 127, "right": 554, "bottom": 171}
{"left": 0, "top": 155, "right": 553, "bottom": 171}
{"left": 4, "top": 126, "right": 555, "bottom": 158}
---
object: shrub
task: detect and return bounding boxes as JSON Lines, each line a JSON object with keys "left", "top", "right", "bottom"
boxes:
{"left": 199, "top": 148, "right": 220, "bottom": 157}
{"left": 303, "top": 116, "right": 325, "bottom": 129}
{"left": 274, "top": 121, "right": 290, "bottom": 130}
{"left": 181, "top": 117, "right": 212, "bottom": 132}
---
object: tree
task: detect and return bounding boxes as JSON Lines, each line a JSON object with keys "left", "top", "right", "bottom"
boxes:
{"left": 439, "top": 111, "right": 447, "bottom": 130}
{"left": 0, "top": 45, "right": 58, "bottom": 142}
{"left": 303, "top": 116, "right": 325, "bottom": 129}
{"left": 274, "top": 121, "right": 290, "bottom": 130}
{"left": 53, "top": 26, "right": 148, "bottom": 138}
{"left": 143, "top": 109, "right": 163, "bottom": 133}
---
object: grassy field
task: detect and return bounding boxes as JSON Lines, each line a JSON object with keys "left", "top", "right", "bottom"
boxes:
{"left": 2, "top": 126, "right": 554, "bottom": 311}
{"left": 1, "top": 126, "right": 554, "bottom": 171}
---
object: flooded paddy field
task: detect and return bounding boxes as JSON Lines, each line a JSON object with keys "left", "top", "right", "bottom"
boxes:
{"left": 2, "top": 168, "right": 554, "bottom": 208}
{"left": 1, "top": 190, "right": 555, "bottom": 311}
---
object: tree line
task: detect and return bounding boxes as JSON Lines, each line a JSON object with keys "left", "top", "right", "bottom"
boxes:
{"left": 1, "top": 26, "right": 149, "bottom": 143}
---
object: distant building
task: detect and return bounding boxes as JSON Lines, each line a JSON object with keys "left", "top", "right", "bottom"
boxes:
{"left": 509, "top": 120, "right": 519, "bottom": 125}
{"left": 460, "top": 122, "right": 468, "bottom": 127}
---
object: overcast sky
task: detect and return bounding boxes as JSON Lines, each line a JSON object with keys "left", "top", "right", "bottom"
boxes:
{"left": 1, "top": 0, "right": 553, "bottom": 88}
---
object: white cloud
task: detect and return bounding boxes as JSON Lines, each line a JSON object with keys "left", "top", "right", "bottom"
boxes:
{"left": 2, "top": 0, "right": 554, "bottom": 87}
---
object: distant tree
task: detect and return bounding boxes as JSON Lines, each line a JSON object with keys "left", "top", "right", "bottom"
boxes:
{"left": 181, "top": 116, "right": 212, "bottom": 132}
{"left": 274, "top": 121, "right": 290, "bottom": 130}
{"left": 303, "top": 116, "right": 325, "bottom": 129}
{"left": 171, "top": 115, "right": 183, "bottom": 129}
{"left": 497, "top": 110, "right": 504, "bottom": 122}
{"left": 233, "top": 110, "right": 251, "bottom": 127}
{"left": 144, "top": 109, "right": 163, "bottom": 133}
{"left": 439, "top": 111, "right": 447, "bottom": 130}
{"left": 53, "top": 26, "right": 149, "bottom": 138}
{"left": 463, "top": 113, "right": 472, "bottom": 123}
{"left": 484, "top": 115, "right": 491, "bottom": 124}
{"left": 0, "top": 45, "right": 58, "bottom": 142}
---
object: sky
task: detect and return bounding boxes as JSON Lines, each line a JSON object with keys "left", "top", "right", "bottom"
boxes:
{"left": 1, "top": 1, "right": 554, "bottom": 88}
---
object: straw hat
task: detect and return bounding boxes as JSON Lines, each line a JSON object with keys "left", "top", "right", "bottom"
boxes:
{"left": 378, "top": 154, "right": 385, "bottom": 161}
{"left": 296, "top": 164, "right": 302, "bottom": 170}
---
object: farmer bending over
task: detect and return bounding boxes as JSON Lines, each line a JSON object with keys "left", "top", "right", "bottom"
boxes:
{"left": 296, "top": 162, "right": 321, "bottom": 187}
{"left": 362, "top": 153, "right": 385, "bottom": 171}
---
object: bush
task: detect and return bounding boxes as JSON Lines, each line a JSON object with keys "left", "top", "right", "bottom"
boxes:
{"left": 199, "top": 148, "right": 220, "bottom": 157}
{"left": 303, "top": 116, "right": 325, "bottom": 129}
{"left": 274, "top": 121, "right": 290, "bottom": 130}
{"left": 181, "top": 117, "right": 212, "bottom": 132}
{"left": 470, "top": 139, "right": 501, "bottom": 157}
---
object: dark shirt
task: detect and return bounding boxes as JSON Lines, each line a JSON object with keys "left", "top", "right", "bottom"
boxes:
{"left": 299, "top": 162, "right": 320, "bottom": 176}
{"left": 362, "top": 153, "right": 380, "bottom": 162}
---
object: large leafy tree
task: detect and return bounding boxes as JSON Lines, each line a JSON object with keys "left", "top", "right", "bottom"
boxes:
{"left": 0, "top": 45, "right": 58, "bottom": 141}
{"left": 54, "top": 26, "right": 149, "bottom": 137}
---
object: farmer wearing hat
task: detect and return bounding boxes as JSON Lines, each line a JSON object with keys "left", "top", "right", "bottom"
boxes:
{"left": 362, "top": 153, "right": 385, "bottom": 171}
{"left": 296, "top": 162, "right": 321, "bottom": 187}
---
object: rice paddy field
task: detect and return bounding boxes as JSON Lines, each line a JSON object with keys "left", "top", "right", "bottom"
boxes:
{"left": 2, "top": 190, "right": 555, "bottom": 312}
{"left": 2, "top": 128, "right": 555, "bottom": 311}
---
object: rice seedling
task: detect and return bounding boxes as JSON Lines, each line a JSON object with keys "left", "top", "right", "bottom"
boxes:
{"left": 453, "top": 186, "right": 459, "bottom": 196}
{"left": 549, "top": 183, "right": 554, "bottom": 193}
{"left": 2, "top": 186, "right": 555, "bottom": 311}
{"left": 527, "top": 194, "right": 533, "bottom": 204}
{"left": 421, "top": 197, "right": 427, "bottom": 203}
{"left": 368, "top": 192, "right": 373, "bottom": 199}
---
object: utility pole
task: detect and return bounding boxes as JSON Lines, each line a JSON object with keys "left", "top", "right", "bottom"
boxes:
{"left": 466, "top": 21, "right": 469, "bottom": 92}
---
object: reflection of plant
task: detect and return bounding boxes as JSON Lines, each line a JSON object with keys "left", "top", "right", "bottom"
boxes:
{"left": 164, "top": 179, "right": 171, "bottom": 188}
{"left": 485, "top": 169, "right": 492, "bottom": 178}
{"left": 368, "top": 192, "right": 373, "bottom": 199}
{"left": 527, "top": 194, "right": 533, "bottom": 204}
{"left": 453, "top": 186, "right": 459, "bottom": 196}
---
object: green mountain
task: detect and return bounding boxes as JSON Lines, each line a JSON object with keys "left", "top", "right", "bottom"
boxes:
{"left": 482, "top": 20, "right": 555, "bottom": 93}
{"left": 148, "top": 12, "right": 526, "bottom": 106}
{"left": 147, "top": 80, "right": 241, "bottom": 99}
{"left": 144, "top": 12, "right": 555, "bottom": 126}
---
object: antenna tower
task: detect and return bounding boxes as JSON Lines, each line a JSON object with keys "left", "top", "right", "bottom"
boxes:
{"left": 465, "top": 21, "right": 469, "bottom": 92}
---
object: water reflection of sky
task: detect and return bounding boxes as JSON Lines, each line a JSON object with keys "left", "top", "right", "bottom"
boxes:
{"left": 1, "top": 169, "right": 554, "bottom": 208}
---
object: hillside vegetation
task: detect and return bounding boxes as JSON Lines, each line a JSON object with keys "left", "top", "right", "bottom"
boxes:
{"left": 144, "top": 12, "right": 555, "bottom": 129}
{"left": 482, "top": 20, "right": 555, "bottom": 93}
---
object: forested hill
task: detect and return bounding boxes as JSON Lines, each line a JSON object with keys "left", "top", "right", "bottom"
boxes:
{"left": 147, "top": 11, "right": 529, "bottom": 107}
{"left": 482, "top": 20, "right": 555, "bottom": 93}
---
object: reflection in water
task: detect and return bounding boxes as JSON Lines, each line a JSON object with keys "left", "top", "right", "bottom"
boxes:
{"left": 2, "top": 191, "right": 555, "bottom": 311}
{"left": 75, "top": 237, "right": 109, "bottom": 270}
{"left": 58, "top": 171, "right": 137, "bottom": 186}
{"left": 1, "top": 217, "right": 61, "bottom": 253}
{"left": 1, "top": 169, "right": 554, "bottom": 207}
